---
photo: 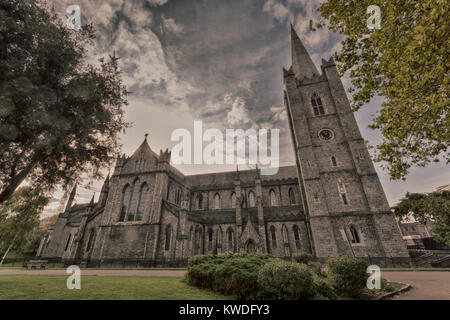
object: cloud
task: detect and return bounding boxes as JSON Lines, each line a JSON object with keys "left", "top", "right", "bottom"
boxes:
{"left": 263, "top": 0, "right": 292, "bottom": 23}
{"left": 147, "top": 0, "right": 168, "bottom": 7}
{"left": 162, "top": 15, "right": 184, "bottom": 34}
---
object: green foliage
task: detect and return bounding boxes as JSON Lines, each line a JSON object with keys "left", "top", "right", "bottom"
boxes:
{"left": 380, "top": 277, "right": 394, "bottom": 292}
{"left": 316, "top": 0, "right": 449, "bottom": 179}
{"left": 327, "top": 258, "right": 369, "bottom": 298}
{"left": 291, "top": 252, "right": 315, "bottom": 264}
{"left": 257, "top": 260, "right": 316, "bottom": 300}
{"left": 0, "top": 187, "right": 48, "bottom": 257}
{"left": 186, "top": 253, "right": 277, "bottom": 299}
{"left": 307, "top": 261, "right": 326, "bottom": 277}
{"left": 0, "top": 0, "right": 129, "bottom": 203}
{"left": 187, "top": 254, "right": 219, "bottom": 267}
{"left": 394, "top": 191, "right": 450, "bottom": 246}
{"left": 312, "top": 274, "right": 337, "bottom": 300}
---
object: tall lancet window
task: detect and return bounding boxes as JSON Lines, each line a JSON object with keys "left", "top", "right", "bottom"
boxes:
{"left": 214, "top": 193, "right": 220, "bottom": 209}
{"left": 289, "top": 188, "right": 296, "bottom": 205}
{"left": 270, "top": 226, "right": 277, "bottom": 249}
{"left": 231, "top": 192, "right": 236, "bottom": 209}
{"left": 248, "top": 191, "right": 255, "bottom": 207}
{"left": 136, "top": 183, "right": 148, "bottom": 221}
{"left": 119, "top": 184, "right": 131, "bottom": 222}
{"left": 269, "top": 189, "right": 277, "bottom": 207}
{"left": 337, "top": 179, "right": 349, "bottom": 205}
{"left": 197, "top": 194, "right": 203, "bottom": 210}
{"left": 127, "top": 179, "right": 140, "bottom": 221}
{"left": 311, "top": 93, "right": 325, "bottom": 116}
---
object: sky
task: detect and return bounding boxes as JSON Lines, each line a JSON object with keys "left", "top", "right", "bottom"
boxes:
{"left": 43, "top": 0, "right": 449, "bottom": 216}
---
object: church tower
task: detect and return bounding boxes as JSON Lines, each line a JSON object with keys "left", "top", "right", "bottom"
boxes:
{"left": 284, "top": 27, "right": 410, "bottom": 266}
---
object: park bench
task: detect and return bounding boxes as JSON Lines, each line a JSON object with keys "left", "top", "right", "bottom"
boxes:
{"left": 23, "top": 260, "right": 48, "bottom": 270}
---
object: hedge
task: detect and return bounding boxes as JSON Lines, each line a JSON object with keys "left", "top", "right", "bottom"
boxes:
{"left": 326, "top": 258, "right": 369, "bottom": 298}
{"left": 257, "top": 260, "right": 317, "bottom": 300}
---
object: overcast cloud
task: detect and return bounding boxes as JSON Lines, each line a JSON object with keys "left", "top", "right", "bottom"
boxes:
{"left": 44, "top": 0, "right": 449, "bottom": 215}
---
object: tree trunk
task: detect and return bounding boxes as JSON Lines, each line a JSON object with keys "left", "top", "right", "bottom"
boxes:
{"left": 0, "top": 160, "right": 37, "bottom": 204}
{"left": 0, "top": 234, "right": 18, "bottom": 266}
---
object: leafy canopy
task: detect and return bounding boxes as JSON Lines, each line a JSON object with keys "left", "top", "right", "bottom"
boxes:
{"left": 316, "top": 0, "right": 449, "bottom": 179}
{"left": 0, "top": 0, "right": 129, "bottom": 203}
{"left": 394, "top": 191, "right": 450, "bottom": 246}
{"left": 0, "top": 186, "right": 49, "bottom": 254}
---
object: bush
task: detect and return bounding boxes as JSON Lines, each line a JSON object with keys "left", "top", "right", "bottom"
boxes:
{"left": 380, "top": 277, "right": 394, "bottom": 292}
{"left": 327, "top": 258, "right": 369, "bottom": 298}
{"left": 185, "top": 253, "right": 275, "bottom": 299}
{"left": 306, "top": 261, "right": 325, "bottom": 277}
{"left": 187, "top": 254, "right": 219, "bottom": 267}
{"left": 292, "top": 252, "right": 315, "bottom": 264}
{"left": 313, "top": 274, "right": 337, "bottom": 300}
{"left": 257, "top": 260, "right": 316, "bottom": 300}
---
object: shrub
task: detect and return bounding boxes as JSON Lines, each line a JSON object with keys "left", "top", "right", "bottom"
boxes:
{"left": 185, "top": 253, "right": 275, "bottom": 299}
{"left": 187, "top": 254, "right": 218, "bottom": 267}
{"left": 313, "top": 274, "right": 337, "bottom": 300}
{"left": 292, "top": 252, "right": 315, "bottom": 264}
{"left": 327, "top": 258, "right": 369, "bottom": 298}
{"left": 307, "top": 261, "right": 325, "bottom": 277}
{"left": 381, "top": 277, "right": 394, "bottom": 292}
{"left": 257, "top": 260, "right": 316, "bottom": 300}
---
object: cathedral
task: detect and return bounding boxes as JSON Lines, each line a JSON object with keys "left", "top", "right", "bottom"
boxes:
{"left": 37, "top": 28, "right": 410, "bottom": 267}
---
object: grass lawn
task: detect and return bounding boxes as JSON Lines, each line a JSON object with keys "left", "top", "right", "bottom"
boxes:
{"left": 0, "top": 275, "right": 232, "bottom": 300}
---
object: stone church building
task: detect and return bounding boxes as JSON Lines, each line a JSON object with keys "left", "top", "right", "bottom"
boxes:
{"left": 37, "top": 28, "right": 410, "bottom": 267}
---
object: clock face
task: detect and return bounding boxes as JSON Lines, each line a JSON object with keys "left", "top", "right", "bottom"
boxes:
{"left": 318, "top": 129, "right": 334, "bottom": 141}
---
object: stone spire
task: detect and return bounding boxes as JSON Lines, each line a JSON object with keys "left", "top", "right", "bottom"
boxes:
{"left": 65, "top": 183, "right": 77, "bottom": 212}
{"left": 291, "top": 25, "right": 319, "bottom": 79}
{"left": 89, "top": 193, "right": 95, "bottom": 207}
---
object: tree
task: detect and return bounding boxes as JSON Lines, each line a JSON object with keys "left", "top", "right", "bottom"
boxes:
{"left": 0, "top": 0, "right": 129, "bottom": 203}
{"left": 315, "top": 0, "right": 448, "bottom": 180}
{"left": 394, "top": 191, "right": 450, "bottom": 246}
{"left": 0, "top": 186, "right": 49, "bottom": 265}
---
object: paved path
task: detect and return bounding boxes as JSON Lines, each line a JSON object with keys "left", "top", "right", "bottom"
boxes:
{"left": 0, "top": 269, "right": 187, "bottom": 277}
{"left": 383, "top": 271, "right": 450, "bottom": 300}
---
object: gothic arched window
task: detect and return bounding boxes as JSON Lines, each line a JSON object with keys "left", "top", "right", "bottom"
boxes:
{"left": 208, "top": 228, "right": 213, "bottom": 251}
{"left": 127, "top": 179, "right": 140, "bottom": 221}
{"left": 231, "top": 192, "right": 236, "bottom": 209}
{"left": 311, "top": 93, "right": 325, "bottom": 116}
{"left": 282, "top": 225, "right": 290, "bottom": 256}
{"left": 136, "top": 183, "right": 148, "bottom": 221}
{"left": 119, "top": 184, "right": 131, "bottom": 221}
{"left": 270, "top": 226, "right": 277, "bottom": 248}
{"left": 269, "top": 190, "right": 277, "bottom": 207}
{"left": 175, "top": 189, "right": 181, "bottom": 205}
{"left": 331, "top": 156, "right": 337, "bottom": 167}
{"left": 293, "top": 225, "right": 301, "bottom": 249}
{"left": 248, "top": 191, "right": 255, "bottom": 207}
{"left": 349, "top": 225, "right": 360, "bottom": 243}
{"left": 165, "top": 224, "right": 172, "bottom": 251}
{"left": 289, "top": 188, "right": 296, "bottom": 205}
{"left": 337, "top": 179, "right": 349, "bottom": 205}
{"left": 217, "top": 227, "right": 223, "bottom": 246}
{"left": 214, "top": 193, "right": 220, "bottom": 209}
{"left": 197, "top": 194, "right": 203, "bottom": 210}
{"left": 227, "top": 228, "right": 234, "bottom": 252}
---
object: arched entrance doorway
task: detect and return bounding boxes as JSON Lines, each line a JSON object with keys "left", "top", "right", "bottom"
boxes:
{"left": 246, "top": 240, "right": 256, "bottom": 254}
